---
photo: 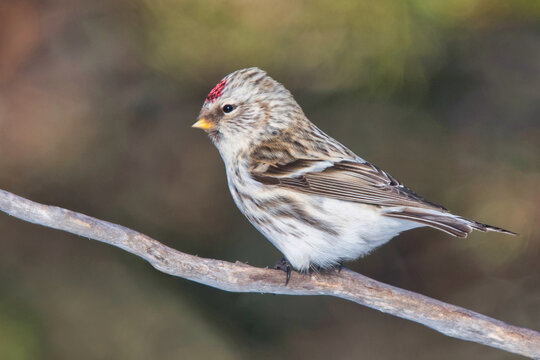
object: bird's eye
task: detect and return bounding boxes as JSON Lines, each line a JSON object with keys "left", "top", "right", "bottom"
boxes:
{"left": 222, "top": 104, "right": 234, "bottom": 113}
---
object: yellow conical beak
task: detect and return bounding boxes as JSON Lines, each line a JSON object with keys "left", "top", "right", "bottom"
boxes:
{"left": 192, "top": 118, "right": 213, "bottom": 130}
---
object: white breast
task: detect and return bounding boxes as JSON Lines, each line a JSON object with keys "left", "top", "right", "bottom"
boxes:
{"left": 225, "top": 164, "right": 421, "bottom": 271}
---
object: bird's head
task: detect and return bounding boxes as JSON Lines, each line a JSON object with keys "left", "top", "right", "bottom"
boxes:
{"left": 193, "top": 68, "right": 303, "bottom": 156}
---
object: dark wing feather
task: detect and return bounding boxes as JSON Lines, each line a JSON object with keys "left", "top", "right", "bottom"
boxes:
{"left": 251, "top": 159, "right": 447, "bottom": 211}
{"left": 250, "top": 158, "right": 517, "bottom": 237}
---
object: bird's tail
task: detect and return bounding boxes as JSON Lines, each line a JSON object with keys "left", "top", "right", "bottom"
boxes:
{"left": 384, "top": 208, "right": 517, "bottom": 238}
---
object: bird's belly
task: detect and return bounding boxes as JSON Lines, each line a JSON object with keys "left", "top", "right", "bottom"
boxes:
{"left": 231, "top": 184, "right": 420, "bottom": 271}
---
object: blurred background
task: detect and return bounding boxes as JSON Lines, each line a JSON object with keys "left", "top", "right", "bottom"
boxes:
{"left": 0, "top": 0, "right": 539, "bottom": 359}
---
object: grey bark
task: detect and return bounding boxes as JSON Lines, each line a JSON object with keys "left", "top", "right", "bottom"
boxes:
{"left": 0, "top": 189, "right": 538, "bottom": 358}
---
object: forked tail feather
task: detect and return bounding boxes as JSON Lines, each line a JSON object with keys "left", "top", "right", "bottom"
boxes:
{"left": 384, "top": 208, "right": 517, "bottom": 238}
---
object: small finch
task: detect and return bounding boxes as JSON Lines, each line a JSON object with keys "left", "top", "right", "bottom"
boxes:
{"left": 193, "top": 67, "right": 515, "bottom": 278}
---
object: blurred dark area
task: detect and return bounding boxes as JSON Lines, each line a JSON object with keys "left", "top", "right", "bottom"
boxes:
{"left": 0, "top": 0, "right": 539, "bottom": 359}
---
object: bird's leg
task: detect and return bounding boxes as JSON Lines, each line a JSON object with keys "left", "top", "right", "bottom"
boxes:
{"left": 273, "top": 257, "right": 291, "bottom": 285}
{"left": 311, "top": 262, "right": 343, "bottom": 273}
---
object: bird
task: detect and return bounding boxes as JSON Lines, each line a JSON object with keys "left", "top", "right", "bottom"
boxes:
{"left": 192, "top": 67, "right": 515, "bottom": 281}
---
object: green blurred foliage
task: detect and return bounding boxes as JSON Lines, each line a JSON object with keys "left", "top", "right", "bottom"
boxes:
{"left": 0, "top": 300, "right": 41, "bottom": 360}
{"left": 0, "top": 0, "right": 539, "bottom": 359}
{"left": 141, "top": 0, "right": 540, "bottom": 93}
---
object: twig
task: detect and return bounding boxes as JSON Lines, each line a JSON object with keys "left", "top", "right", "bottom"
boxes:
{"left": 0, "top": 189, "right": 538, "bottom": 358}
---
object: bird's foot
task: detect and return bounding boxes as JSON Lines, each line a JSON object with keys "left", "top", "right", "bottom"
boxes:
{"left": 273, "top": 257, "right": 291, "bottom": 285}
{"left": 310, "top": 261, "right": 344, "bottom": 274}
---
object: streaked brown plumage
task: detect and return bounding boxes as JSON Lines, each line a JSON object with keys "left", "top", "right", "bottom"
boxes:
{"left": 193, "top": 67, "right": 515, "bottom": 272}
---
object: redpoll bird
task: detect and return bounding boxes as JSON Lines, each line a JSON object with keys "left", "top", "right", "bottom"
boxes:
{"left": 193, "top": 67, "right": 515, "bottom": 277}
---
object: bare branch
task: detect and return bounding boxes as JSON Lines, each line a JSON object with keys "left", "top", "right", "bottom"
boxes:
{"left": 0, "top": 189, "right": 538, "bottom": 358}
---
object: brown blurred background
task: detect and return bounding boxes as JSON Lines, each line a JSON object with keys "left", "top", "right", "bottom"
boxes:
{"left": 0, "top": 0, "right": 539, "bottom": 359}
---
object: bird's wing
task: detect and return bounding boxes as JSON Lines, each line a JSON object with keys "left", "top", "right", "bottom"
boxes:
{"left": 249, "top": 157, "right": 517, "bottom": 238}
{"left": 250, "top": 158, "right": 448, "bottom": 211}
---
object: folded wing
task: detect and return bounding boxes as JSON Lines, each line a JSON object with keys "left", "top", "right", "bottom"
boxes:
{"left": 250, "top": 158, "right": 515, "bottom": 237}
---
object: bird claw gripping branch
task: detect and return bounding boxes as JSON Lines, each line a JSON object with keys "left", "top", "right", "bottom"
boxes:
{"left": 273, "top": 257, "right": 292, "bottom": 285}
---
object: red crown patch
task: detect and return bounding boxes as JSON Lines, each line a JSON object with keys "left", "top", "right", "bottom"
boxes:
{"left": 206, "top": 78, "right": 227, "bottom": 103}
